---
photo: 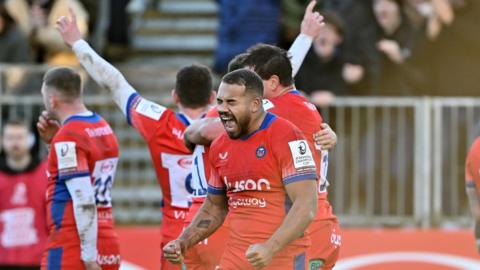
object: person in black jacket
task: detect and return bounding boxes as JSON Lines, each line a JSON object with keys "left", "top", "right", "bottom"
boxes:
{"left": 371, "top": 0, "right": 425, "bottom": 95}
{"left": 0, "top": 3, "right": 32, "bottom": 63}
{"left": 295, "top": 11, "right": 365, "bottom": 106}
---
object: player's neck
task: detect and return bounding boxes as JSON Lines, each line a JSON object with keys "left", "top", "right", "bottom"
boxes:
{"left": 178, "top": 105, "right": 209, "bottom": 121}
{"left": 273, "top": 85, "right": 296, "bottom": 98}
{"left": 57, "top": 102, "right": 89, "bottom": 124}
{"left": 6, "top": 154, "right": 31, "bottom": 171}
{"left": 247, "top": 111, "right": 267, "bottom": 135}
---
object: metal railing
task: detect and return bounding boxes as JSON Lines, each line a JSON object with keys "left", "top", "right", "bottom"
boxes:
{"left": 0, "top": 91, "right": 475, "bottom": 226}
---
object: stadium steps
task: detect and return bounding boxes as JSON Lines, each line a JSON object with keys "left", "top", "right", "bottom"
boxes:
{"left": 128, "top": 0, "right": 217, "bottom": 61}
{"left": 118, "top": 0, "right": 218, "bottom": 96}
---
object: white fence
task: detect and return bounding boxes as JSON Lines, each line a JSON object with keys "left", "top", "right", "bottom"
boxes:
{"left": 0, "top": 89, "right": 475, "bottom": 226}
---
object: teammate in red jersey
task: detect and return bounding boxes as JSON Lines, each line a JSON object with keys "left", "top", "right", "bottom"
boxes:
{"left": 0, "top": 119, "right": 48, "bottom": 270}
{"left": 164, "top": 69, "right": 318, "bottom": 269}
{"left": 180, "top": 3, "right": 331, "bottom": 268}
{"left": 243, "top": 44, "right": 342, "bottom": 269}
{"left": 466, "top": 138, "right": 480, "bottom": 252}
{"left": 183, "top": 46, "right": 340, "bottom": 270}
{"left": 36, "top": 67, "right": 120, "bottom": 270}
{"left": 55, "top": 10, "right": 217, "bottom": 270}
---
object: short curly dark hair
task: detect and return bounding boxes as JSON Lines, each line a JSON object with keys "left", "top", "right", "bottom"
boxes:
{"left": 175, "top": 64, "right": 213, "bottom": 108}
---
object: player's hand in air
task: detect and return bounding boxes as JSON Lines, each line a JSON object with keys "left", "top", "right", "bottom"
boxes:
{"left": 301, "top": 0, "right": 325, "bottom": 39}
{"left": 314, "top": 123, "right": 337, "bottom": 151}
{"left": 55, "top": 8, "right": 82, "bottom": 47}
{"left": 163, "top": 239, "right": 185, "bottom": 264}
{"left": 37, "top": 111, "right": 60, "bottom": 144}
{"left": 246, "top": 242, "right": 274, "bottom": 269}
{"left": 84, "top": 261, "right": 102, "bottom": 270}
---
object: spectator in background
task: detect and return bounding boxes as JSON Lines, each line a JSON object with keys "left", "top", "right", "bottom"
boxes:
{"left": 0, "top": 119, "right": 48, "bottom": 270}
{"left": 372, "top": 0, "right": 425, "bottom": 95}
{"left": 426, "top": 0, "right": 480, "bottom": 95}
{"left": 4, "top": 0, "right": 88, "bottom": 65}
{"left": 295, "top": 11, "right": 365, "bottom": 106}
{"left": 214, "top": 0, "right": 280, "bottom": 74}
{"left": 323, "top": 0, "right": 378, "bottom": 95}
{"left": 0, "top": 3, "right": 32, "bottom": 63}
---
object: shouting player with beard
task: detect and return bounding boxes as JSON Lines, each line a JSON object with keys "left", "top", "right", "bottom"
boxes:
{"left": 180, "top": 1, "right": 337, "bottom": 269}
{"left": 164, "top": 69, "right": 318, "bottom": 269}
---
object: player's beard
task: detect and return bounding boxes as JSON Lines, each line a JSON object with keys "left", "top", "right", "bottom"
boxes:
{"left": 220, "top": 111, "right": 250, "bottom": 139}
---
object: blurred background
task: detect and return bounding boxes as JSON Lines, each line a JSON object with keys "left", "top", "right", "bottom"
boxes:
{"left": 1, "top": 0, "right": 480, "bottom": 269}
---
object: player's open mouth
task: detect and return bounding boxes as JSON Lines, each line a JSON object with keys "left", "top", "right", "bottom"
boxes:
{"left": 220, "top": 114, "right": 237, "bottom": 130}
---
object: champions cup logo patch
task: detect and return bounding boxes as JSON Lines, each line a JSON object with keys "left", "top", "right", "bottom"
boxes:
{"left": 135, "top": 98, "right": 164, "bottom": 120}
{"left": 256, "top": 146, "right": 266, "bottom": 158}
{"left": 262, "top": 99, "right": 275, "bottom": 111}
{"left": 298, "top": 141, "right": 307, "bottom": 155}
{"left": 288, "top": 140, "right": 315, "bottom": 169}
{"left": 54, "top": 141, "right": 78, "bottom": 170}
{"left": 151, "top": 104, "right": 163, "bottom": 113}
{"left": 60, "top": 144, "right": 69, "bottom": 157}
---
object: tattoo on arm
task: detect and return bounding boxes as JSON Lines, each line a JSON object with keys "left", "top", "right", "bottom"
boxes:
{"left": 178, "top": 195, "right": 228, "bottom": 250}
{"left": 196, "top": 219, "right": 212, "bottom": 228}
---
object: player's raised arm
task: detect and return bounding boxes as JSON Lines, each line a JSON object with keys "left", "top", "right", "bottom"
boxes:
{"left": 163, "top": 193, "right": 228, "bottom": 264}
{"left": 55, "top": 9, "right": 136, "bottom": 115}
{"left": 289, "top": 0, "right": 324, "bottom": 76}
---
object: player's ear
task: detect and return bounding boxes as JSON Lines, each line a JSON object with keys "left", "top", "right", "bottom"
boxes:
{"left": 209, "top": 90, "right": 216, "bottom": 104}
{"left": 268, "top": 75, "right": 280, "bottom": 91}
{"left": 250, "top": 97, "right": 262, "bottom": 113}
{"left": 171, "top": 89, "right": 180, "bottom": 105}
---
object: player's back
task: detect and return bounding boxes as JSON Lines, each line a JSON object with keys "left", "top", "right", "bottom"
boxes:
{"left": 45, "top": 112, "right": 119, "bottom": 241}
{"left": 126, "top": 94, "right": 193, "bottom": 213}
{"left": 267, "top": 90, "right": 322, "bottom": 154}
{"left": 43, "top": 112, "right": 121, "bottom": 269}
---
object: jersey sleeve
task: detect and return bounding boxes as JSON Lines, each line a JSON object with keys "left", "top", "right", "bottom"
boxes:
{"left": 270, "top": 121, "right": 317, "bottom": 185}
{"left": 125, "top": 93, "right": 170, "bottom": 142}
{"left": 207, "top": 165, "right": 226, "bottom": 195}
{"left": 207, "top": 139, "right": 227, "bottom": 195}
{"left": 72, "top": 39, "right": 136, "bottom": 115}
{"left": 289, "top": 33, "right": 313, "bottom": 77}
{"left": 53, "top": 137, "right": 90, "bottom": 182}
